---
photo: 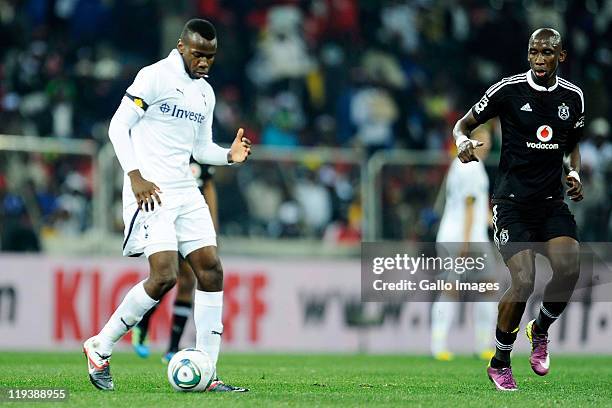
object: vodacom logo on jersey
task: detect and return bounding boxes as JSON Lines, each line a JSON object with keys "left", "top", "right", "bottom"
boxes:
{"left": 536, "top": 125, "right": 553, "bottom": 142}
{"left": 526, "top": 125, "right": 559, "bottom": 150}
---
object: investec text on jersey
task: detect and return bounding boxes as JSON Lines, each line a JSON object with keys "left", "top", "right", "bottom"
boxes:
{"left": 159, "top": 102, "right": 206, "bottom": 123}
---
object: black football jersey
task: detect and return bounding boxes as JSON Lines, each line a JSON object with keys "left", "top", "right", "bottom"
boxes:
{"left": 472, "top": 71, "right": 584, "bottom": 203}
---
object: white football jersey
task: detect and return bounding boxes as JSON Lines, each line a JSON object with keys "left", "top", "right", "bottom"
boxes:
{"left": 436, "top": 158, "right": 490, "bottom": 243}
{"left": 121, "top": 49, "right": 217, "bottom": 196}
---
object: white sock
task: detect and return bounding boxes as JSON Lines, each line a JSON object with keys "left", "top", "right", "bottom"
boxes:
{"left": 194, "top": 290, "right": 223, "bottom": 370}
{"left": 431, "top": 300, "right": 455, "bottom": 355}
{"left": 97, "top": 280, "right": 158, "bottom": 354}
{"left": 473, "top": 302, "right": 497, "bottom": 353}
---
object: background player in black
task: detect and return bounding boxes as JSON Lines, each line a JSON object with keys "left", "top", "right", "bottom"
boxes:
{"left": 453, "top": 28, "right": 584, "bottom": 391}
{"left": 133, "top": 163, "right": 218, "bottom": 363}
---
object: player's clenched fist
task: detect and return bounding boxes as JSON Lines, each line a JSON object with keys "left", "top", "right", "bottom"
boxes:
{"left": 565, "top": 175, "right": 583, "bottom": 202}
{"left": 128, "top": 170, "right": 162, "bottom": 212}
{"left": 457, "top": 139, "right": 484, "bottom": 163}
{"left": 228, "top": 128, "right": 252, "bottom": 163}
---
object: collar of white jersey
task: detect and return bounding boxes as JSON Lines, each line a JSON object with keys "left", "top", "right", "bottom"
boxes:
{"left": 526, "top": 69, "right": 558, "bottom": 92}
{"left": 167, "top": 49, "right": 209, "bottom": 79}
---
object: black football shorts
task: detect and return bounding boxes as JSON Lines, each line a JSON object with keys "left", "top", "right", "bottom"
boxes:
{"left": 491, "top": 199, "right": 578, "bottom": 262}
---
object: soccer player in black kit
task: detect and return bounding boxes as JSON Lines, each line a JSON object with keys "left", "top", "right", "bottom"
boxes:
{"left": 453, "top": 28, "right": 584, "bottom": 391}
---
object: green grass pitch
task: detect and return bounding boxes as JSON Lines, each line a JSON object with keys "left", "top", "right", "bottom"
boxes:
{"left": 0, "top": 352, "right": 611, "bottom": 407}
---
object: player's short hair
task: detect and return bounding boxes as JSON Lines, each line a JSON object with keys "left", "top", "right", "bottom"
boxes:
{"left": 181, "top": 19, "right": 216, "bottom": 42}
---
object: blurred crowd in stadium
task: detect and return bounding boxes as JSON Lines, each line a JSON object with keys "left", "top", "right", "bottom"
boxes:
{"left": 0, "top": 0, "right": 611, "bottom": 250}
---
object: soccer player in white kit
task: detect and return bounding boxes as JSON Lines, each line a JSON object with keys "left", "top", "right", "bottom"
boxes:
{"left": 83, "top": 19, "right": 250, "bottom": 392}
{"left": 431, "top": 126, "right": 497, "bottom": 361}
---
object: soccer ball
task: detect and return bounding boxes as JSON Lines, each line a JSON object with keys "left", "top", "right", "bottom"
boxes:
{"left": 167, "top": 348, "right": 215, "bottom": 392}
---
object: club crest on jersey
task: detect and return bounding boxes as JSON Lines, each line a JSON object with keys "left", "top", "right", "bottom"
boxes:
{"left": 536, "top": 125, "right": 553, "bottom": 142}
{"left": 558, "top": 103, "right": 570, "bottom": 120}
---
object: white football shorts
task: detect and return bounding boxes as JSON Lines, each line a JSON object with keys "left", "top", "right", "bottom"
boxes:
{"left": 122, "top": 187, "right": 216, "bottom": 258}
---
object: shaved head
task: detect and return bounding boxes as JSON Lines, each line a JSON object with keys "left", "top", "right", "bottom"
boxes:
{"left": 527, "top": 28, "right": 566, "bottom": 87}
{"left": 529, "top": 28, "right": 562, "bottom": 49}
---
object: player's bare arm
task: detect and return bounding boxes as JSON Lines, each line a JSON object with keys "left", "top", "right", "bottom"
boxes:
{"left": 564, "top": 144, "right": 583, "bottom": 202}
{"left": 228, "top": 127, "right": 252, "bottom": 163}
{"left": 127, "top": 169, "right": 162, "bottom": 212}
{"left": 453, "top": 111, "right": 484, "bottom": 163}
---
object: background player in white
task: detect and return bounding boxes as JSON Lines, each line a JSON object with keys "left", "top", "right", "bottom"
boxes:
{"left": 432, "top": 126, "right": 496, "bottom": 361}
{"left": 83, "top": 19, "right": 251, "bottom": 392}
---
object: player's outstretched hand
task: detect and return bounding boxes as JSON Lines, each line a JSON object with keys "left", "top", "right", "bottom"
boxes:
{"left": 565, "top": 175, "right": 583, "bottom": 202}
{"left": 457, "top": 139, "right": 484, "bottom": 163}
{"left": 229, "top": 128, "right": 252, "bottom": 163}
{"left": 128, "top": 170, "right": 162, "bottom": 212}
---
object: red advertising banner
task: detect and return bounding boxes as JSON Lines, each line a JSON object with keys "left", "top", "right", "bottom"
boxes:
{"left": 0, "top": 254, "right": 610, "bottom": 353}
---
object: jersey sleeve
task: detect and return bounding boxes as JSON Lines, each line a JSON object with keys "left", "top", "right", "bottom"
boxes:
{"left": 471, "top": 81, "right": 505, "bottom": 124}
{"left": 567, "top": 93, "right": 585, "bottom": 153}
{"left": 192, "top": 87, "right": 230, "bottom": 165}
{"left": 124, "top": 66, "right": 159, "bottom": 116}
{"left": 108, "top": 98, "right": 142, "bottom": 173}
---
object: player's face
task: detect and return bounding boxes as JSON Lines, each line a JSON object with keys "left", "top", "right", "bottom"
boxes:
{"left": 178, "top": 34, "right": 217, "bottom": 79}
{"left": 527, "top": 37, "right": 565, "bottom": 84}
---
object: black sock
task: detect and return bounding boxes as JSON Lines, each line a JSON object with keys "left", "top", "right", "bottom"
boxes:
{"left": 534, "top": 302, "right": 565, "bottom": 334}
{"left": 491, "top": 327, "right": 518, "bottom": 368}
{"left": 136, "top": 303, "right": 159, "bottom": 344}
{"left": 168, "top": 300, "right": 192, "bottom": 353}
